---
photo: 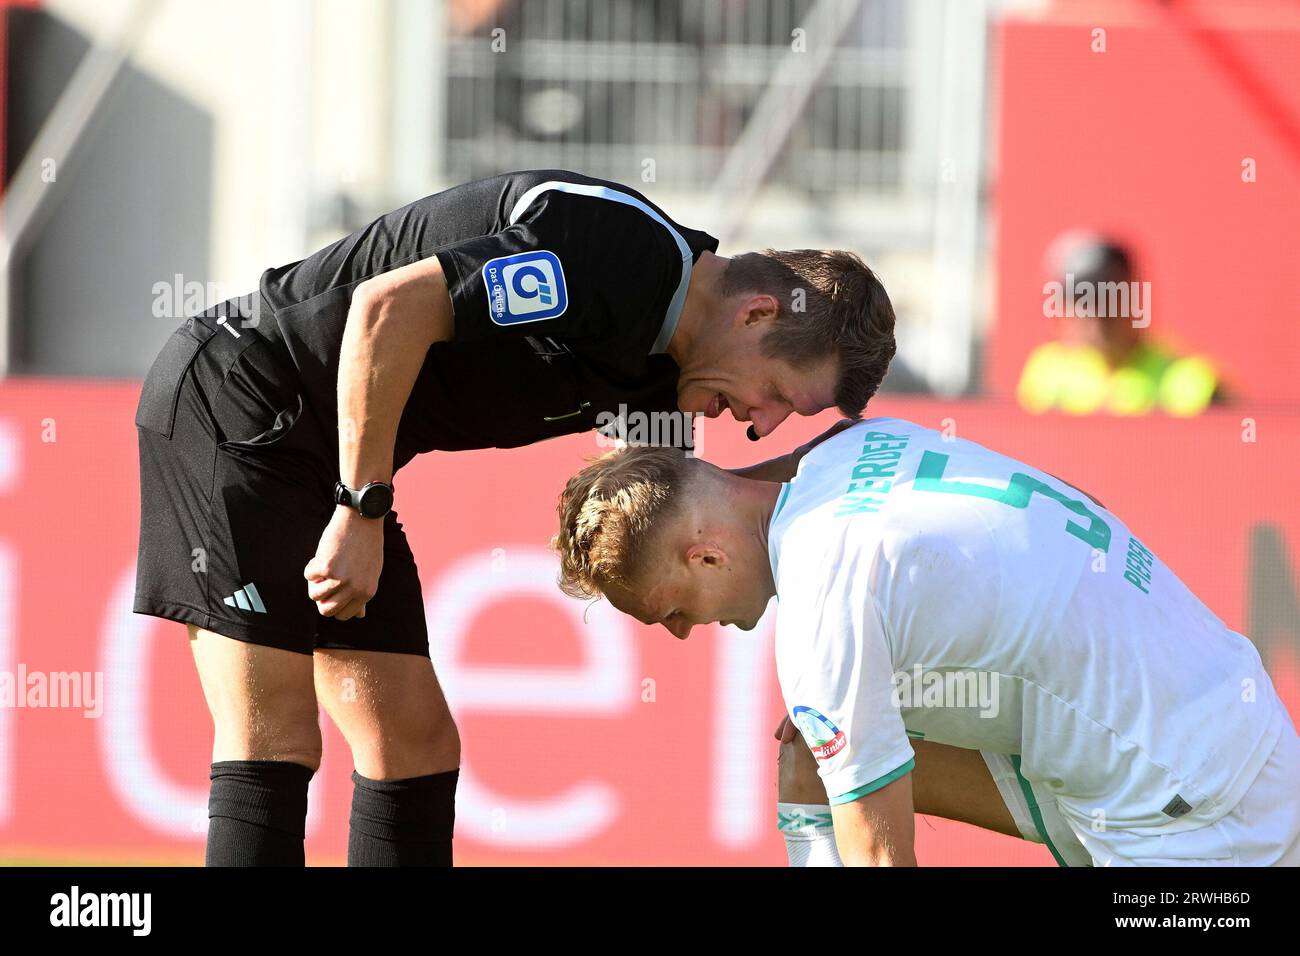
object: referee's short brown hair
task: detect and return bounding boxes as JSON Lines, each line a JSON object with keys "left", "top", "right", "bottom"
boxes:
{"left": 720, "top": 249, "right": 897, "bottom": 416}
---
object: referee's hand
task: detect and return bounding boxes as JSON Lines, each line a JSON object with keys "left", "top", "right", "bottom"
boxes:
{"left": 304, "top": 506, "right": 385, "bottom": 620}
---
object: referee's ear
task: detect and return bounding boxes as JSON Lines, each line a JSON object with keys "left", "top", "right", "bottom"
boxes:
{"left": 737, "top": 293, "right": 781, "bottom": 330}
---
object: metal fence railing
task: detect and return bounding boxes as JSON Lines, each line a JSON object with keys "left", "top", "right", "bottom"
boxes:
{"left": 441, "top": 0, "right": 908, "bottom": 197}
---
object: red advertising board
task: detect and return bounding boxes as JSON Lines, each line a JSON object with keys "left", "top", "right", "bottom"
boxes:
{"left": 0, "top": 380, "right": 1296, "bottom": 865}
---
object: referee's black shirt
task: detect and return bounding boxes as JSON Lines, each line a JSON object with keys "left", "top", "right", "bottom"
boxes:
{"left": 255, "top": 169, "right": 718, "bottom": 467}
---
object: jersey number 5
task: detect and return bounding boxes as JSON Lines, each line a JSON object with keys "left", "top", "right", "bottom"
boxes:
{"left": 913, "top": 451, "right": 1112, "bottom": 553}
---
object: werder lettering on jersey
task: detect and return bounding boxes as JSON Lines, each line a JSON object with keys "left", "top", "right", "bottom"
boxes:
{"left": 834, "top": 430, "right": 912, "bottom": 517}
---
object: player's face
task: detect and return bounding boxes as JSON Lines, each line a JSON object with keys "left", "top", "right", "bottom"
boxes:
{"left": 677, "top": 350, "right": 839, "bottom": 440}
{"left": 603, "top": 544, "right": 771, "bottom": 640}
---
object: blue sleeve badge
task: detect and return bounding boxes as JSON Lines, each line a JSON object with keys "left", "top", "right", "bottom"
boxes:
{"left": 482, "top": 250, "right": 569, "bottom": 325}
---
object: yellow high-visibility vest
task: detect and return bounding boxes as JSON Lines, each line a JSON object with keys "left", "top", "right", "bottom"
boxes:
{"left": 1017, "top": 342, "right": 1217, "bottom": 417}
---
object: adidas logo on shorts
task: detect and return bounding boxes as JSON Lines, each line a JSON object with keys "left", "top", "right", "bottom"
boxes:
{"left": 223, "top": 583, "right": 267, "bottom": 613}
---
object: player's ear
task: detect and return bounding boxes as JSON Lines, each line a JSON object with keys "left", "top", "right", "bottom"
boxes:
{"left": 738, "top": 293, "right": 778, "bottom": 329}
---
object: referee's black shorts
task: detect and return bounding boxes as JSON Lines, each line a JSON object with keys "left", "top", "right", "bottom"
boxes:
{"left": 133, "top": 311, "right": 429, "bottom": 657}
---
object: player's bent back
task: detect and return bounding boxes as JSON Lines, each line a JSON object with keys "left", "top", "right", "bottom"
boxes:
{"left": 768, "top": 419, "right": 1296, "bottom": 865}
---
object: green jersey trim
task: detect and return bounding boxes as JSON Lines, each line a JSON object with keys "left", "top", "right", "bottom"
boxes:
{"left": 828, "top": 757, "right": 916, "bottom": 806}
{"left": 773, "top": 483, "right": 792, "bottom": 523}
{"left": 1010, "top": 754, "right": 1068, "bottom": 867}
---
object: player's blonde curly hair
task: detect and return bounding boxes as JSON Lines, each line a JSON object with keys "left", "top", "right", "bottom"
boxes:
{"left": 552, "top": 446, "right": 695, "bottom": 599}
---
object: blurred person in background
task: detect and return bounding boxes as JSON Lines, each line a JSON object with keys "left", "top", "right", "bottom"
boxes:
{"left": 1017, "top": 235, "right": 1224, "bottom": 417}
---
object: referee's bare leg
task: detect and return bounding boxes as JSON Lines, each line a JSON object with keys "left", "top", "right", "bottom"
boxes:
{"left": 313, "top": 647, "right": 460, "bottom": 866}
{"left": 189, "top": 625, "right": 322, "bottom": 866}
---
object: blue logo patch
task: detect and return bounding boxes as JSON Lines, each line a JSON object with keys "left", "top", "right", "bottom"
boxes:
{"left": 482, "top": 250, "right": 568, "bottom": 326}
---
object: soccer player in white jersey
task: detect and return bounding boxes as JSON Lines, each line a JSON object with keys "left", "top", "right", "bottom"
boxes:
{"left": 553, "top": 419, "right": 1300, "bottom": 866}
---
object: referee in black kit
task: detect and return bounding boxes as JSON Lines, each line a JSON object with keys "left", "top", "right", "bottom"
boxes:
{"left": 133, "top": 169, "right": 897, "bottom": 866}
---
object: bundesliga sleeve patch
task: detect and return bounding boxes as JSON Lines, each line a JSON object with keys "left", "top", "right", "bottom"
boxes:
{"left": 482, "top": 250, "right": 569, "bottom": 325}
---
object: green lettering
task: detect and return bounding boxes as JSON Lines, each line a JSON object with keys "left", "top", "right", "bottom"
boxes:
{"left": 914, "top": 451, "right": 1112, "bottom": 552}
{"left": 851, "top": 461, "right": 895, "bottom": 480}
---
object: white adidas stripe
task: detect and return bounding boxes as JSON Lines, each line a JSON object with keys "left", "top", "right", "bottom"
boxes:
{"left": 223, "top": 583, "right": 267, "bottom": 613}
{"left": 243, "top": 583, "right": 267, "bottom": 613}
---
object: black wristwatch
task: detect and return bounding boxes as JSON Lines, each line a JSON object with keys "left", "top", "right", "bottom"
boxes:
{"left": 334, "top": 480, "right": 395, "bottom": 519}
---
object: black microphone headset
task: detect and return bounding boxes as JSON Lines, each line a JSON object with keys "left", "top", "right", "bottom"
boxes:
{"left": 747, "top": 424, "right": 760, "bottom": 442}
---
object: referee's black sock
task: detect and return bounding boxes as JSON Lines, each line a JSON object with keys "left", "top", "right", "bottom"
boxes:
{"left": 348, "top": 768, "right": 459, "bottom": 867}
{"left": 206, "top": 759, "right": 314, "bottom": 867}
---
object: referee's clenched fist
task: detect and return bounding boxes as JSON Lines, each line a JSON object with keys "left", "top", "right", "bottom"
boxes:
{"left": 304, "top": 504, "right": 384, "bottom": 620}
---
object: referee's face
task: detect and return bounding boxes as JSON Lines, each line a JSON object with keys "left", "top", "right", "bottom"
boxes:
{"left": 677, "top": 350, "right": 839, "bottom": 440}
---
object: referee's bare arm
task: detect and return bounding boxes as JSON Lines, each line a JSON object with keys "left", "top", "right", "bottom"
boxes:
{"left": 339, "top": 257, "right": 452, "bottom": 487}
{"left": 304, "top": 255, "right": 453, "bottom": 621}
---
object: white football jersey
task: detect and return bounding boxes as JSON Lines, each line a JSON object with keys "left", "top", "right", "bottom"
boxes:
{"left": 770, "top": 418, "right": 1284, "bottom": 835}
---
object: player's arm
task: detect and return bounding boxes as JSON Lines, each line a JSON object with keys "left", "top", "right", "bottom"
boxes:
{"left": 830, "top": 772, "right": 918, "bottom": 866}
{"left": 305, "top": 256, "right": 453, "bottom": 620}
{"left": 782, "top": 581, "right": 918, "bottom": 865}
{"left": 731, "top": 418, "right": 857, "bottom": 482}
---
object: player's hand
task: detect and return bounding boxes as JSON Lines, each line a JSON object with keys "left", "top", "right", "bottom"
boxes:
{"left": 304, "top": 506, "right": 385, "bottom": 620}
{"left": 774, "top": 715, "right": 799, "bottom": 745}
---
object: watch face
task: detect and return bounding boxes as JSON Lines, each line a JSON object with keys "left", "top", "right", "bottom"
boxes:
{"left": 358, "top": 483, "right": 394, "bottom": 519}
